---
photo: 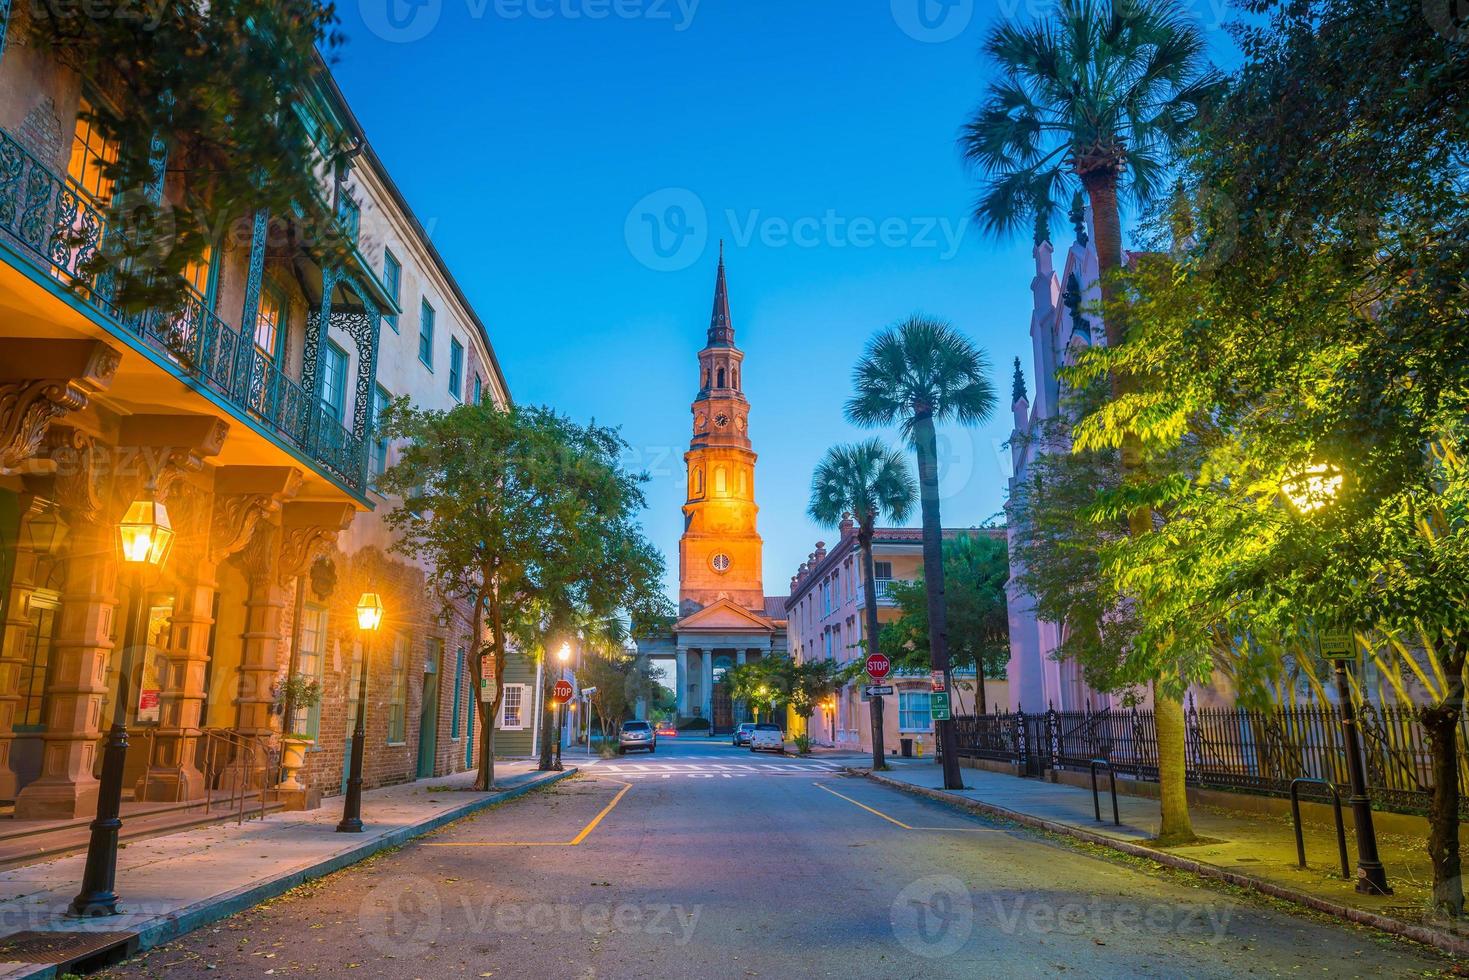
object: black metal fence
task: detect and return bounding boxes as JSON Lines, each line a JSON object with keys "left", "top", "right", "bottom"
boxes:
{"left": 953, "top": 698, "right": 1469, "bottom": 817}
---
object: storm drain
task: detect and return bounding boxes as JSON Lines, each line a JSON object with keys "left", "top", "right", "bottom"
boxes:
{"left": 0, "top": 929, "right": 138, "bottom": 971}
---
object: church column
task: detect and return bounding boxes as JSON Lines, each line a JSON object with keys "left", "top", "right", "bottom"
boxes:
{"left": 701, "top": 652, "right": 713, "bottom": 722}
{"left": 675, "top": 647, "right": 687, "bottom": 719}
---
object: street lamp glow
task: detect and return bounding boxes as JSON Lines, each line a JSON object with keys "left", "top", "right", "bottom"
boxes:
{"left": 557, "top": 642, "right": 572, "bottom": 664}
{"left": 355, "top": 593, "right": 385, "bottom": 632}
{"left": 117, "top": 496, "right": 174, "bottom": 566}
{"left": 1282, "top": 462, "right": 1343, "bottom": 514}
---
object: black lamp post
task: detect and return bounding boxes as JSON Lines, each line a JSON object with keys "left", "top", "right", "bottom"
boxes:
{"left": 70, "top": 493, "right": 174, "bottom": 917}
{"left": 1284, "top": 463, "right": 1392, "bottom": 895}
{"left": 338, "top": 592, "right": 383, "bottom": 833}
{"left": 553, "top": 642, "right": 571, "bottom": 771}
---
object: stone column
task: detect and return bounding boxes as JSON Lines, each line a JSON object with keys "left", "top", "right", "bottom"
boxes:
{"left": 234, "top": 521, "right": 286, "bottom": 742}
{"left": 675, "top": 647, "right": 687, "bottom": 719}
{"left": 701, "top": 651, "right": 713, "bottom": 722}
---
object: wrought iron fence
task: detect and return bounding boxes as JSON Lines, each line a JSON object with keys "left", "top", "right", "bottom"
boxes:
{"left": 954, "top": 698, "right": 1469, "bottom": 818}
{"left": 0, "top": 125, "right": 366, "bottom": 492}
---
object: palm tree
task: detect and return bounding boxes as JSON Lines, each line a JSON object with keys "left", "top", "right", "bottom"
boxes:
{"left": 960, "top": 0, "right": 1215, "bottom": 843}
{"left": 960, "top": 0, "right": 1218, "bottom": 334}
{"left": 808, "top": 439, "right": 917, "bottom": 771}
{"left": 846, "top": 316, "right": 996, "bottom": 790}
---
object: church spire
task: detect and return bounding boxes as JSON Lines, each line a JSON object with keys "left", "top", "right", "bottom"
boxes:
{"left": 707, "top": 240, "right": 734, "bottom": 347}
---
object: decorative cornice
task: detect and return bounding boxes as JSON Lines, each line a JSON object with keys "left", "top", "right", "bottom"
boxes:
{"left": 0, "top": 340, "right": 120, "bottom": 473}
{"left": 213, "top": 492, "right": 283, "bottom": 564}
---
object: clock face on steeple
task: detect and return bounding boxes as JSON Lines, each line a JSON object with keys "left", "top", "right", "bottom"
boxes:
{"left": 714, "top": 414, "right": 730, "bottom": 428}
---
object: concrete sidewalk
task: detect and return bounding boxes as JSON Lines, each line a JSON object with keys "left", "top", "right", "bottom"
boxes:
{"left": 861, "top": 760, "right": 1469, "bottom": 955}
{"left": 0, "top": 762, "right": 575, "bottom": 978}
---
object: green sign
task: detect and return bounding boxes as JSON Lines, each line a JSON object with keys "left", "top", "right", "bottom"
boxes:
{"left": 930, "top": 692, "right": 951, "bottom": 721}
{"left": 1320, "top": 629, "right": 1355, "bottom": 661}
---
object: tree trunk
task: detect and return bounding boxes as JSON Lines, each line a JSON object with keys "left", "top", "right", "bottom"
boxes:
{"left": 1080, "top": 168, "right": 1125, "bottom": 348}
{"left": 858, "top": 522, "right": 887, "bottom": 771}
{"left": 913, "top": 410, "right": 963, "bottom": 790}
{"left": 977, "top": 673, "right": 988, "bottom": 717}
{"left": 1422, "top": 648, "right": 1466, "bottom": 917}
{"left": 1153, "top": 683, "right": 1196, "bottom": 843}
{"left": 538, "top": 659, "right": 557, "bottom": 770}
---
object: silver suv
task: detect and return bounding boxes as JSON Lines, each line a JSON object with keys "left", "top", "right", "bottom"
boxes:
{"left": 618, "top": 720, "right": 657, "bottom": 754}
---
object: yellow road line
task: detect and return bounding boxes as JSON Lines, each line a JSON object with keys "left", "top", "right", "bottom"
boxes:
{"left": 423, "top": 778, "right": 632, "bottom": 848}
{"left": 569, "top": 781, "right": 631, "bottom": 844}
{"left": 813, "top": 781, "right": 915, "bottom": 829}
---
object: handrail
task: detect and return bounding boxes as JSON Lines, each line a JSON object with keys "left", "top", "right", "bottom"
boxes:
{"left": 1289, "top": 777, "right": 1350, "bottom": 880}
{"left": 1089, "top": 758, "right": 1120, "bottom": 826}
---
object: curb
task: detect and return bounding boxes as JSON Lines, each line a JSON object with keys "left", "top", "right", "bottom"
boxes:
{"left": 855, "top": 768, "right": 1469, "bottom": 958}
{"left": 9, "top": 767, "right": 577, "bottom": 979}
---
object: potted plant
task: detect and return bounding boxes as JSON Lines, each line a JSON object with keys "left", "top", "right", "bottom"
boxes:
{"left": 274, "top": 674, "right": 322, "bottom": 790}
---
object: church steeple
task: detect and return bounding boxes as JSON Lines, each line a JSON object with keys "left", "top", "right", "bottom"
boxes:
{"left": 707, "top": 241, "right": 734, "bottom": 347}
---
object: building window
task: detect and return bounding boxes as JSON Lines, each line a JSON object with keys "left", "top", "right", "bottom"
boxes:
{"left": 717, "top": 367, "right": 725, "bottom": 388}
{"left": 387, "top": 633, "right": 409, "bottom": 743}
{"left": 874, "top": 561, "right": 893, "bottom": 581}
{"left": 17, "top": 601, "right": 59, "bottom": 729}
{"left": 67, "top": 98, "right": 118, "bottom": 203}
{"left": 500, "top": 684, "right": 526, "bottom": 731}
{"left": 336, "top": 191, "right": 360, "bottom": 243}
{"left": 418, "top": 299, "right": 435, "bottom": 368}
{"left": 370, "top": 384, "right": 391, "bottom": 484}
{"left": 898, "top": 691, "right": 932, "bottom": 732}
{"left": 824, "top": 631, "right": 832, "bottom": 660}
{"left": 449, "top": 337, "right": 463, "bottom": 400}
{"left": 322, "top": 341, "right": 348, "bottom": 423}
{"left": 382, "top": 250, "right": 401, "bottom": 332}
{"left": 292, "top": 603, "right": 327, "bottom": 738}
{"left": 254, "top": 284, "right": 286, "bottom": 359}
{"left": 473, "top": 373, "right": 482, "bottom": 404}
{"left": 182, "top": 241, "right": 217, "bottom": 304}
{"left": 451, "top": 647, "right": 465, "bottom": 739}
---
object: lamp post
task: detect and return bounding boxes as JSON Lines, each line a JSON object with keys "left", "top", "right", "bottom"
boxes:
{"left": 554, "top": 643, "right": 571, "bottom": 771}
{"left": 1282, "top": 463, "right": 1392, "bottom": 895}
{"left": 338, "top": 592, "right": 383, "bottom": 833}
{"left": 70, "top": 494, "right": 174, "bottom": 916}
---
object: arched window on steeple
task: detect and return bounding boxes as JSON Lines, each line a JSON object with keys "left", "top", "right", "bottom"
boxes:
{"left": 693, "top": 467, "right": 704, "bottom": 496}
{"left": 733, "top": 368, "right": 739, "bottom": 390}
{"left": 714, "top": 466, "right": 727, "bottom": 495}
{"left": 703, "top": 368, "right": 711, "bottom": 389}
{"left": 717, "top": 367, "right": 726, "bottom": 388}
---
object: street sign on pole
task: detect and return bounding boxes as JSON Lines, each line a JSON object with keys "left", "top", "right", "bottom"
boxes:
{"left": 863, "top": 684, "right": 894, "bottom": 697}
{"left": 1320, "top": 629, "right": 1354, "bottom": 661}
{"left": 553, "top": 679, "right": 574, "bottom": 704}
{"left": 930, "top": 670, "right": 946, "bottom": 693}
{"left": 865, "top": 653, "right": 891, "bottom": 680}
{"left": 930, "top": 691, "right": 951, "bottom": 721}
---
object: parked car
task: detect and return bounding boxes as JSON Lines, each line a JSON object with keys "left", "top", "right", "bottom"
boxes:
{"left": 618, "top": 720, "right": 657, "bottom": 754}
{"left": 655, "top": 722, "right": 677, "bottom": 738}
{"left": 749, "top": 723, "right": 785, "bottom": 754}
{"left": 732, "top": 722, "right": 756, "bottom": 746}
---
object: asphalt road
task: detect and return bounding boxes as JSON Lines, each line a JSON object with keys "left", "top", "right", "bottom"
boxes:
{"left": 101, "top": 739, "right": 1454, "bottom": 979}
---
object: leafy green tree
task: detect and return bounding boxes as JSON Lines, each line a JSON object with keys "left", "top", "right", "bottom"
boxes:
{"left": 1060, "top": 0, "right": 1469, "bottom": 893}
{"left": 24, "top": 0, "right": 348, "bottom": 310}
{"left": 378, "top": 401, "right": 669, "bottom": 788}
{"left": 807, "top": 438, "right": 916, "bottom": 769}
{"left": 579, "top": 646, "right": 662, "bottom": 744}
{"left": 961, "top": 0, "right": 1218, "bottom": 841}
{"left": 725, "top": 657, "right": 785, "bottom": 724}
{"left": 847, "top": 315, "right": 997, "bottom": 789}
{"left": 879, "top": 533, "right": 1011, "bottom": 712}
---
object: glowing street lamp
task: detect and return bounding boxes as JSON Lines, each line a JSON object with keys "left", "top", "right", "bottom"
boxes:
{"left": 1283, "top": 461, "right": 1392, "bottom": 895}
{"left": 339, "top": 592, "right": 385, "bottom": 833}
{"left": 554, "top": 643, "right": 572, "bottom": 770}
{"left": 70, "top": 494, "right": 173, "bottom": 916}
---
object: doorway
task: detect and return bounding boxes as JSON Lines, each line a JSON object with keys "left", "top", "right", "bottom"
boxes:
{"left": 416, "top": 641, "right": 443, "bottom": 778}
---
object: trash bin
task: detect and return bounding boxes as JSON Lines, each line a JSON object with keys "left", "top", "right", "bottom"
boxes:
{"left": 900, "top": 737, "right": 914, "bottom": 758}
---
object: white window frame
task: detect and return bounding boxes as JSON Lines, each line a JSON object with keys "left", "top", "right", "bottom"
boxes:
{"left": 898, "top": 691, "right": 933, "bottom": 732}
{"left": 498, "top": 683, "right": 528, "bottom": 731}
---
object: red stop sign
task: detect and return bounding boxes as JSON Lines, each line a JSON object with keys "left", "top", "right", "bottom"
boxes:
{"left": 552, "top": 679, "right": 574, "bottom": 704}
{"left": 866, "top": 654, "right": 891, "bottom": 680}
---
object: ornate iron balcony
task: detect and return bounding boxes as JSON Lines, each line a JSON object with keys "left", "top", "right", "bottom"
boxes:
{"left": 0, "top": 126, "right": 366, "bottom": 494}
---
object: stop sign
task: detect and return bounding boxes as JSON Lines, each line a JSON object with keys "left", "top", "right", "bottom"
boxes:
{"left": 552, "top": 679, "right": 574, "bottom": 704}
{"left": 866, "top": 653, "right": 891, "bottom": 680}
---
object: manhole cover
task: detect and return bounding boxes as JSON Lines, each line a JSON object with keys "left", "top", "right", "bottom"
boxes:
{"left": 0, "top": 929, "right": 136, "bottom": 964}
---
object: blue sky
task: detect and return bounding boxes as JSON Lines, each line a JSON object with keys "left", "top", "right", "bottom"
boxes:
{"left": 332, "top": 0, "right": 1240, "bottom": 602}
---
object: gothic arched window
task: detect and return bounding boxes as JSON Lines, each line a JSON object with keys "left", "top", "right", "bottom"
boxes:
{"left": 733, "top": 368, "right": 739, "bottom": 390}
{"left": 717, "top": 367, "right": 726, "bottom": 388}
{"left": 703, "top": 368, "right": 710, "bottom": 388}
{"left": 714, "top": 466, "right": 728, "bottom": 494}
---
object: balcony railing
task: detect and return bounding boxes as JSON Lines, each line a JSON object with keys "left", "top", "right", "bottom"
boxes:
{"left": 0, "top": 126, "right": 365, "bottom": 494}
{"left": 856, "top": 579, "right": 897, "bottom": 608}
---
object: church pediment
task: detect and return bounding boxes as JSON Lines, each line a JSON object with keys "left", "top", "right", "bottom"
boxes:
{"left": 676, "top": 597, "right": 776, "bottom": 632}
